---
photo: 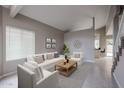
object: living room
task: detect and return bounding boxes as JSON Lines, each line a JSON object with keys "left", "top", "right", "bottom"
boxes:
{"left": 0, "top": 4, "right": 123, "bottom": 88}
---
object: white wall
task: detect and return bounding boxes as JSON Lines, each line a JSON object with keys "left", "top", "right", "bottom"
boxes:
{"left": 64, "top": 29, "right": 95, "bottom": 62}
{"left": 96, "top": 27, "right": 106, "bottom": 56}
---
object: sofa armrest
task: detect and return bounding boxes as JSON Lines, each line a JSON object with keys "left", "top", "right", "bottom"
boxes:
{"left": 17, "top": 64, "right": 35, "bottom": 88}
{"left": 34, "top": 71, "right": 59, "bottom": 88}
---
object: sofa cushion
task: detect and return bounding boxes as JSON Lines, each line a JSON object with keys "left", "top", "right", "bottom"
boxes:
{"left": 39, "top": 58, "right": 64, "bottom": 69}
{"left": 28, "top": 61, "right": 39, "bottom": 67}
{"left": 24, "top": 62, "right": 43, "bottom": 83}
{"left": 28, "top": 61, "right": 44, "bottom": 78}
{"left": 42, "top": 69, "right": 51, "bottom": 77}
{"left": 33, "top": 55, "right": 44, "bottom": 64}
{"left": 71, "top": 58, "right": 80, "bottom": 62}
{"left": 46, "top": 53, "right": 54, "bottom": 60}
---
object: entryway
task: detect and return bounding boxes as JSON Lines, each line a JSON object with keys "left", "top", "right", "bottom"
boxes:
{"left": 106, "top": 38, "right": 113, "bottom": 57}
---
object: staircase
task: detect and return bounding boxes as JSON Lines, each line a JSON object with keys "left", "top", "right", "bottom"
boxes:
{"left": 112, "top": 37, "right": 124, "bottom": 72}
{"left": 111, "top": 9, "right": 124, "bottom": 87}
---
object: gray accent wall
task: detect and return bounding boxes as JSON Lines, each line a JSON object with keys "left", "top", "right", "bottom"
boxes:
{"left": 64, "top": 29, "right": 95, "bottom": 62}
{"left": 0, "top": 7, "right": 64, "bottom": 75}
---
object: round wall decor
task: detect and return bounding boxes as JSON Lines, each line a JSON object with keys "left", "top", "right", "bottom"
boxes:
{"left": 73, "top": 40, "right": 82, "bottom": 49}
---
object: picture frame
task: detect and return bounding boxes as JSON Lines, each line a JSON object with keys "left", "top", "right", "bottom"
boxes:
{"left": 46, "top": 38, "right": 51, "bottom": 43}
{"left": 45, "top": 38, "right": 56, "bottom": 49}
{"left": 52, "top": 44, "right": 56, "bottom": 49}
{"left": 52, "top": 38, "right": 56, "bottom": 43}
{"left": 46, "top": 43, "right": 51, "bottom": 49}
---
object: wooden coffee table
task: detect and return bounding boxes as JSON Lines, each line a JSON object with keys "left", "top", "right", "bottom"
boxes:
{"left": 55, "top": 60, "right": 77, "bottom": 77}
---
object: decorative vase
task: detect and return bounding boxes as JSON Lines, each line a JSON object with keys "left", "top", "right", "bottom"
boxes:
{"left": 66, "top": 59, "right": 69, "bottom": 63}
{"left": 64, "top": 55, "right": 69, "bottom": 63}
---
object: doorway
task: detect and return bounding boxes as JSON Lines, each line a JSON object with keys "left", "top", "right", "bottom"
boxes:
{"left": 106, "top": 39, "right": 113, "bottom": 57}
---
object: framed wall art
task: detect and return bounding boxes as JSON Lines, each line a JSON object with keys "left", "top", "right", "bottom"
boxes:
{"left": 46, "top": 43, "right": 51, "bottom": 49}
{"left": 45, "top": 38, "right": 56, "bottom": 49}
{"left": 46, "top": 38, "right": 51, "bottom": 43}
{"left": 52, "top": 38, "right": 56, "bottom": 43}
{"left": 52, "top": 44, "right": 56, "bottom": 49}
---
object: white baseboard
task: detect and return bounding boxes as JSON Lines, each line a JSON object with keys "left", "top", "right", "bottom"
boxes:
{"left": 113, "top": 73, "right": 121, "bottom": 88}
{"left": 0, "top": 71, "right": 17, "bottom": 80}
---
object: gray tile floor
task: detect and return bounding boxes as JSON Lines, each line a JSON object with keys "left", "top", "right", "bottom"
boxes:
{"left": 0, "top": 74, "right": 17, "bottom": 88}
{"left": 82, "top": 57, "right": 115, "bottom": 88}
{"left": 0, "top": 57, "right": 118, "bottom": 88}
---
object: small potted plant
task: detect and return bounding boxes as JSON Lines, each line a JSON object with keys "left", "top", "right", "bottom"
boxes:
{"left": 63, "top": 44, "right": 70, "bottom": 63}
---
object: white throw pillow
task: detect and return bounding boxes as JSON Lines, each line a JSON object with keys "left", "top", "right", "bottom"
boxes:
{"left": 33, "top": 55, "right": 44, "bottom": 64}
{"left": 28, "top": 61, "right": 39, "bottom": 67}
{"left": 28, "top": 61, "right": 44, "bottom": 78}
{"left": 46, "top": 53, "right": 54, "bottom": 60}
{"left": 24, "top": 62, "right": 43, "bottom": 83}
{"left": 74, "top": 54, "right": 80, "bottom": 58}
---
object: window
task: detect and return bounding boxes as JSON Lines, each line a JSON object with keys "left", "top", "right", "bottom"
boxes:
{"left": 95, "top": 34, "right": 100, "bottom": 49}
{"left": 106, "top": 39, "right": 113, "bottom": 57}
{"left": 95, "top": 39, "right": 100, "bottom": 49}
{"left": 6, "top": 26, "right": 35, "bottom": 61}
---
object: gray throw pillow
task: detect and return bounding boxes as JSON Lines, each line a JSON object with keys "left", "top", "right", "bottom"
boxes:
{"left": 42, "top": 55, "right": 45, "bottom": 61}
{"left": 54, "top": 53, "right": 59, "bottom": 58}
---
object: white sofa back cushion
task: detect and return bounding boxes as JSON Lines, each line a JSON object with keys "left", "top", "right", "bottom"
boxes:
{"left": 24, "top": 62, "right": 43, "bottom": 83}
{"left": 27, "top": 55, "right": 35, "bottom": 62}
{"left": 27, "top": 52, "right": 58, "bottom": 62}
{"left": 28, "top": 61, "right": 44, "bottom": 78}
{"left": 73, "top": 52, "right": 83, "bottom": 58}
{"left": 46, "top": 53, "right": 54, "bottom": 60}
{"left": 74, "top": 54, "right": 80, "bottom": 58}
{"left": 33, "top": 55, "right": 44, "bottom": 64}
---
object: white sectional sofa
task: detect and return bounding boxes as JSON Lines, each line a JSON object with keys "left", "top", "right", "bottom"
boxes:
{"left": 17, "top": 64, "right": 59, "bottom": 88}
{"left": 71, "top": 52, "right": 84, "bottom": 65}
{"left": 27, "top": 52, "right": 64, "bottom": 69}
{"left": 17, "top": 51, "right": 84, "bottom": 88}
{"left": 27, "top": 51, "right": 84, "bottom": 69}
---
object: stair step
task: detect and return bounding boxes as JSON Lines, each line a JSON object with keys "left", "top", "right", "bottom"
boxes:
{"left": 111, "top": 67, "right": 115, "bottom": 72}
{"left": 116, "top": 52, "right": 120, "bottom": 61}
{"left": 112, "top": 63, "right": 116, "bottom": 72}
{"left": 118, "top": 46, "right": 122, "bottom": 56}
{"left": 114, "top": 57, "right": 118, "bottom": 65}
{"left": 119, "top": 50, "right": 124, "bottom": 62}
{"left": 114, "top": 61, "right": 117, "bottom": 66}
{"left": 113, "top": 36, "right": 124, "bottom": 73}
{"left": 121, "top": 36, "right": 124, "bottom": 49}
{"left": 111, "top": 57, "right": 118, "bottom": 73}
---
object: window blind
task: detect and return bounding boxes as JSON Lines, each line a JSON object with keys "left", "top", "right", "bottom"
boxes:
{"left": 6, "top": 26, "right": 35, "bottom": 61}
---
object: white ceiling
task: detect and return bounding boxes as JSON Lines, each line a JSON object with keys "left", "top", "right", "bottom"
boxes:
{"left": 5, "top": 5, "right": 111, "bottom": 31}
